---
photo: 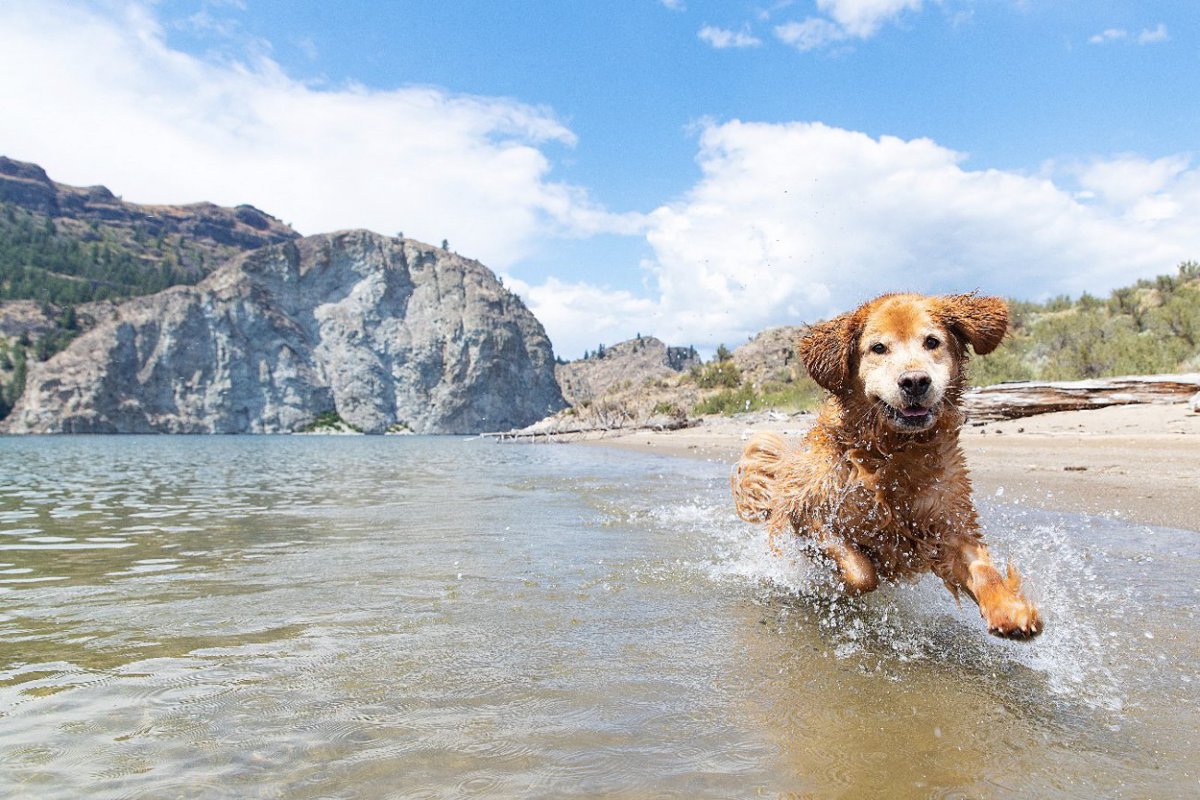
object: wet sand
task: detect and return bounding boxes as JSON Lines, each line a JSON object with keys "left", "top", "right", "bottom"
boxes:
{"left": 579, "top": 403, "right": 1200, "bottom": 533}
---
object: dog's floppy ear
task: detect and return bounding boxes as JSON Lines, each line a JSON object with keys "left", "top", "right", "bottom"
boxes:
{"left": 800, "top": 310, "right": 862, "bottom": 393}
{"left": 935, "top": 294, "right": 1009, "bottom": 355}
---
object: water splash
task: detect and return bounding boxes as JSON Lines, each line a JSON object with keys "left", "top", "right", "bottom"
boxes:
{"left": 645, "top": 492, "right": 1127, "bottom": 712}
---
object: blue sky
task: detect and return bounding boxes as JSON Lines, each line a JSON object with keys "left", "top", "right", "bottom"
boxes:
{"left": 2, "top": 1, "right": 1198, "bottom": 357}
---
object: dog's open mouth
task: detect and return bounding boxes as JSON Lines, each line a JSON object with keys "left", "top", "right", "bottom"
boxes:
{"left": 884, "top": 403, "right": 935, "bottom": 428}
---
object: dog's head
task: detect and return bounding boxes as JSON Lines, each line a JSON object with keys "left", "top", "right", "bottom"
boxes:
{"left": 800, "top": 293, "right": 1008, "bottom": 433}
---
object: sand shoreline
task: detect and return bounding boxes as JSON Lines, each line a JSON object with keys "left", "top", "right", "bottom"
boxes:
{"left": 570, "top": 402, "right": 1200, "bottom": 533}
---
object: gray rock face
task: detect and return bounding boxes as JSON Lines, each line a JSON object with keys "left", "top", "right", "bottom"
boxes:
{"left": 1, "top": 230, "right": 565, "bottom": 434}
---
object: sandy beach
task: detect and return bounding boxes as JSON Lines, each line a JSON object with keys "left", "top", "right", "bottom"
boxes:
{"left": 578, "top": 402, "right": 1200, "bottom": 533}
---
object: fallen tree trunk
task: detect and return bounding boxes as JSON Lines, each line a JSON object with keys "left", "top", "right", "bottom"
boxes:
{"left": 964, "top": 373, "right": 1200, "bottom": 422}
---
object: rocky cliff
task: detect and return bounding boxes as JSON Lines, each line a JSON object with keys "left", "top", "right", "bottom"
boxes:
{"left": 1, "top": 230, "right": 565, "bottom": 434}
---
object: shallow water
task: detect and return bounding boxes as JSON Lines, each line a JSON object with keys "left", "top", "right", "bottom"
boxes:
{"left": 0, "top": 436, "right": 1196, "bottom": 798}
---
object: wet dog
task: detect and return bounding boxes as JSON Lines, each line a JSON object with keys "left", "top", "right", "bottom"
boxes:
{"left": 731, "top": 293, "right": 1042, "bottom": 638}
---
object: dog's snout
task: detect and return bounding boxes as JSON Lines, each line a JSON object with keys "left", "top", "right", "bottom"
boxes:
{"left": 898, "top": 370, "right": 932, "bottom": 397}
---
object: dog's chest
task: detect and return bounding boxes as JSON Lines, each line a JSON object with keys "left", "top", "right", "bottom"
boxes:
{"left": 837, "top": 451, "right": 964, "bottom": 536}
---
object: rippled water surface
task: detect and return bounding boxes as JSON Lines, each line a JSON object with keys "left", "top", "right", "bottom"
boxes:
{"left": 1, "top": 436, "right": 1197, "bottom": 798}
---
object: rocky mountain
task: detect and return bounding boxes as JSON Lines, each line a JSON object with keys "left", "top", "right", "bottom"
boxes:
{"left": 555, "top": 336, "right": 699, "bottom": 407}
{"left": 1, "top": 230, "right": 565, "bottom": 434}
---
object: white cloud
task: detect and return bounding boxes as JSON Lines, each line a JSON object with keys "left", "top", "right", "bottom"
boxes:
{"left": 0, "top": 0, "right": 637, "bottom": 269}
{"left": 817, "top": 0, "right": 923, "bottom": 38}
{"left": 524, "top": 121, "right": 1200, "bottom": 355}
{"left": 698, "top": 25, "right": 763, "bottom": 49}
{"left": 775, "top": 18, "right": 849, "bottom": 51}
{"left": 1137, "top": 23, "right": 1169, "bottom": 44}
{"left": 1090, "top": 24, "right": 1168, "bottom": 46}
{"left": 1089, "top": 28, "right": 1127, "bottom": 44}
{"left": 659, "top": 0, "right": 686, "bottom": 11}
{"left": 504, "top": 275, "right": 661, "bottom": 359}
{"left": 776, "top": 0, "right": 922, "bottom": 50}
{"left": 3, "top": 1, "right": 1197, "bottom": 363}
{"left": 1071, "top": 154, "right": 1190, "bottom": 209}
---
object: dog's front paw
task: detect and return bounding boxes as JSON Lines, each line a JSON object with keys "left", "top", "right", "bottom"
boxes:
{"left": 983, "top": 595, "right": 1042, "bottom": 639}
{"left": 981, "top": 566, "right": 1042, "bottom": 639}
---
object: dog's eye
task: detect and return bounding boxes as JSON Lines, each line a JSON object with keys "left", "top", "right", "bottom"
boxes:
{"left": 924, "top": 336, "right": 941, "bottom": 350}
{"left": 870, "top": 343, "right": 887, "bottom": 355}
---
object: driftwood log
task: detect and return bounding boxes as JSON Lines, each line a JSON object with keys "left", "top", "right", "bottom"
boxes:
{"left": 964, "top": 374, "right": 1200, "bottom": 422}
{"left": 482, "top": 412, "right": 699, "bottom": 443}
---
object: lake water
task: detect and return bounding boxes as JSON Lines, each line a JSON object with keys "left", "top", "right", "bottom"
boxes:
{"left": 1, "top": 436, "right": 1197, "bottom": 798}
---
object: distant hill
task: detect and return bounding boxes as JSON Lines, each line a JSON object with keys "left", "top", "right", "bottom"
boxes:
{"left": 532, "top": 326, "right": 821, "bottom": 432}
{"left": 556, "top": 336, "right": 699, "bottom": 407}
{"left": 0, "top": 155, "right": 298, "bottom": 304}
{"left": 4, "top": 156, "right": 1196, "bottom": 429}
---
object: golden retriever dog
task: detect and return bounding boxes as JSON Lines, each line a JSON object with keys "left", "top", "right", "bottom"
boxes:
{"left": 732, "top": 293, "right": 1042, "bottom": 639}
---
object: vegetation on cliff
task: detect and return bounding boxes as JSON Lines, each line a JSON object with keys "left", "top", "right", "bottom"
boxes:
{"left": 0, "top": 204, "right": 200, "bottom": 305}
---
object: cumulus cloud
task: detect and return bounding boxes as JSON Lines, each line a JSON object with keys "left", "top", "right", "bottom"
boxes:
{"left": 776, "top": 0, "right": 923, "bottom": 50}
{"left": 522, "top": 121, "right": 1200, "bottom": 356}
{"left": 504, "top": 274, "right": 662, "bottom": 357}
{"left": 0, "top": 0, "right": 638, "bottom": 269}
{"left": 698, "top": 25, "right": 763, "bottom": 49}
{"left": 817, "top": 0, "right": 924, "bottom": 38}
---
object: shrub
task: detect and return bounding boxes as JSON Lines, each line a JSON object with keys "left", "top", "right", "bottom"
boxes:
{"left": 694, "top": 385, "right": 758, "bottom": 415}
{"left": 693, "top": 361, "right": 741, "bottom": 389}
{"left": 691, "top": 377, "right": 823, "bottom": 416}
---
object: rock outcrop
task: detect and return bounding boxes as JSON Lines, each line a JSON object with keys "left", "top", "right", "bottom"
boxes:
{"left": 555, "top": 336, "right": 699, "bottom": 407}
{"left": 732, "top": 326, "right": 807, "bottom": 389}
{"left": 1, "top": 230, "right": 565, "bottom": 434}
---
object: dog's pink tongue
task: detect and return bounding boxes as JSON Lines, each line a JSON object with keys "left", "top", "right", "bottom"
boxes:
{"left": 901, "top": 406, "right": 930, "bottom": 417}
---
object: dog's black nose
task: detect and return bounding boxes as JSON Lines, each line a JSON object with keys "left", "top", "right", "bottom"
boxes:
{"left": 898, "top": 370, "right": 932, "bottom": 397}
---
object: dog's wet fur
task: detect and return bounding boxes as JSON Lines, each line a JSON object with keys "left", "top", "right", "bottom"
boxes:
{"left": 732, "top": 293, "right": 1042, "bottom": 639}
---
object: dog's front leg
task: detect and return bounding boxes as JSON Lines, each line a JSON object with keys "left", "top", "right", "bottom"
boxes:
{"left": 815, "top": 531, "right": 879, "bottom": 595}
{"left": 943, "top": 539, "right": 1042, "bottom": 639}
